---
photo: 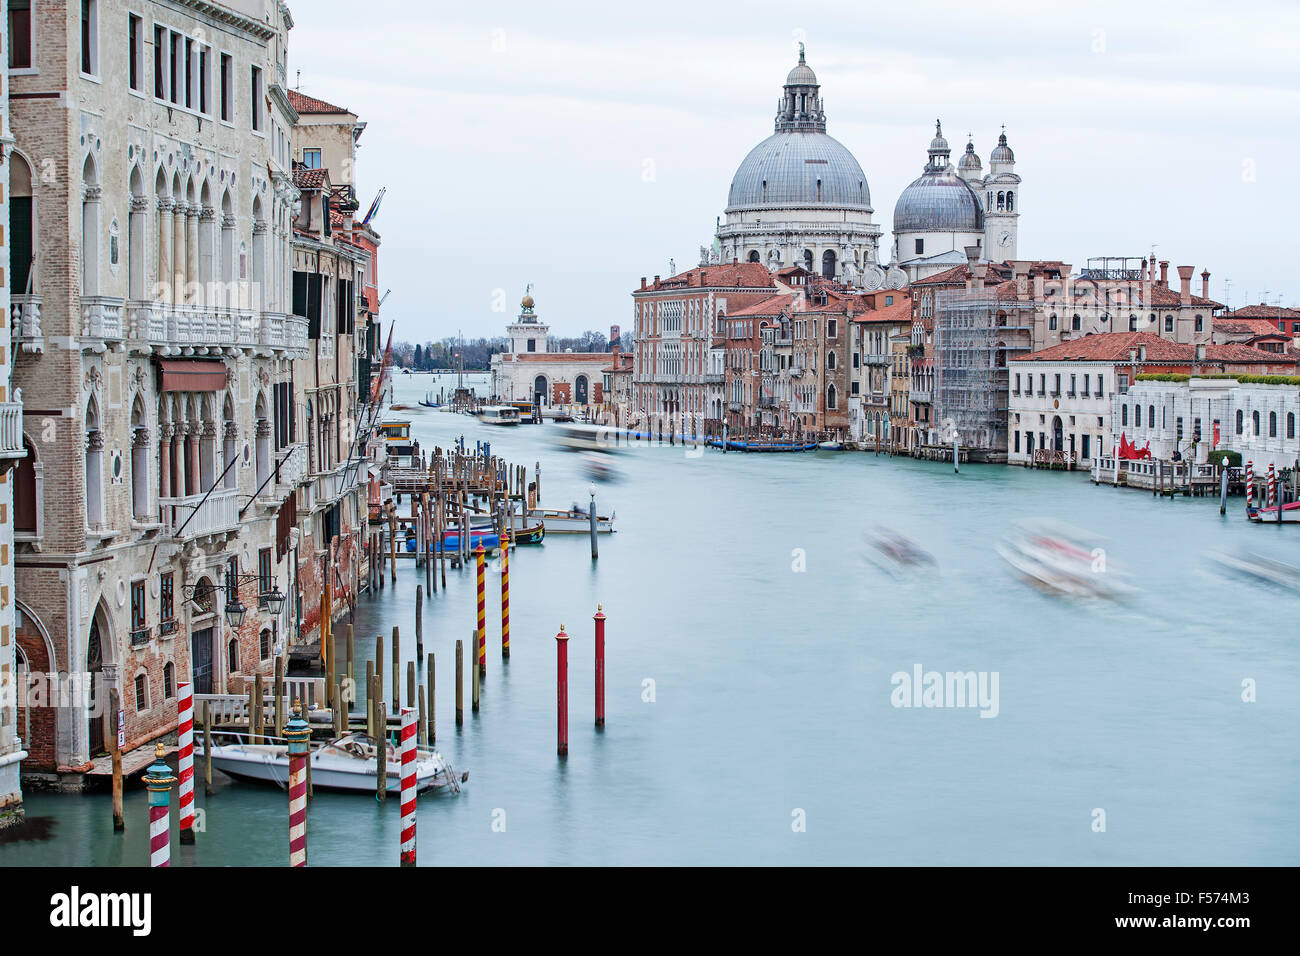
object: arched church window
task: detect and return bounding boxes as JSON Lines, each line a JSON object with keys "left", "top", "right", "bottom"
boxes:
{"left": 997, "top": 191, "right": 1005, "bottom": 211}
{"left": 803, "top": 250, "right": 813, "bottom": 272}
{"left": 821, "top": 249, "right": 836, "bottom": 278}
{"left": 748, "top": 250, "right": 760, "bottom": 263}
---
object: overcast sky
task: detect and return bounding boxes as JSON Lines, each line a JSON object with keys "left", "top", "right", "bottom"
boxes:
{"left": 288, "top": 0, "right": 1300, "bottom": 341}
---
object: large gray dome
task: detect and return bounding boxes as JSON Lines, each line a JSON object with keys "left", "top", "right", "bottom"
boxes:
{"left": 893, "top": 168, "right": 984, "bottom": 233}
{"left": 726, "top": 131, "right": 872, "bottom": 211}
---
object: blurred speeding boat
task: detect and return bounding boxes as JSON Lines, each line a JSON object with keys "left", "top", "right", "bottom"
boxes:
{"left": 997, "top": 520, "right": 1135, "bottom": 599}
{"left": 1206, "top": 549, "right": 1300, "bottom": 591}
{"left": 864, "top": 528, "right": 935, "bottom": 576}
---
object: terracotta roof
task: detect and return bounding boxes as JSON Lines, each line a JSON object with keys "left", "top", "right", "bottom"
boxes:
{"left": 637, "top": 262, "right": 776, "bottom": 293}
{"left": 852, "top": 294, "right": 913, "bottom": 325}
{"left": 287, "top": 89, "right": 350, "bottom": 115}
{"left": 1221, "top": 303, "right": 1300, "bottom": 321}
{"left": 1214, "top": 317, "right": 1290, "bottom": 337}
{"left": 601, "top": 354, "right": 634, "bottom": 373}
{"left": 1015, "top": 331, "right": 1199, "bottom": 363}
{"left": 1143, "top": 284, "right": 1222, "bottom": 309}
{"left": 293, "top": 162, "right": 328, "bottom": 189}
{"left": 728, "top": 293, "right": 799, "bottom": 317}
{"left": 909, "top": 262, "right": 1016, "bottom": 288}
{"left": 1204, "top": 343, "right": 1300, "bottom": 365}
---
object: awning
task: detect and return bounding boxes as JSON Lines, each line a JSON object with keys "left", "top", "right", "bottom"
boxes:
{"left": 159, "top": 360, "right": 228, "bottom": 393}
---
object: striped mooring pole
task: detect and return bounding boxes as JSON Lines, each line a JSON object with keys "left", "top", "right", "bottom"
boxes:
{"left": 399, "top": 707, "right": 417, "bottom": 867}
{"left": 143, "top": 743, "right": 176, "bottom": 867}
{"left": 500, "top": 531, "right": 510, "bottom": 659}
{"left": 1246, "top": 460, "right": 1254, "bottom": 509}
{"left": 177, "top": 681, "right": 195, "bottom": 844}
{"left": 593, "top": 605, "right": 606, "bottom": 728}
{"left": 556, "top": 625, "right": 570, "bottom": 756}
{"left": 475, "top": 543, "right": 486, "bottom": 677}
{"left": 285, "top": 702, "right": 311, "bottom": 867}
{"left": 1267, "top": 463, "right": 1276, "bottom": 508}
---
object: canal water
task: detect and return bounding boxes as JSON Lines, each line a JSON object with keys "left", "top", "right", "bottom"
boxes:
{"left": 5, "top": 372, "right": 1298, "bottom": 865}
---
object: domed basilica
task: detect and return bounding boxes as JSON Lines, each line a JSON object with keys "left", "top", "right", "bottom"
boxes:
{"left": 714, "top": 47, "right": 1021, "bottom": 286}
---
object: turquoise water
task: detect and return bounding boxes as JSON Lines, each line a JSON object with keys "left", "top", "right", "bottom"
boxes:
{"left": 5, "top": 372, "right": 1299, "bottom": 866}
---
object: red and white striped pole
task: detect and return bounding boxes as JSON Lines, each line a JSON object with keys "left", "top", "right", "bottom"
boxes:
{"left": 500, "top": 531, "right": 510, "bottom": 659}
{"left": 1246, "top": 460, "right": 1254, "bottom": 510}
{"left": 399, "top": 706, "right": 417, "bottom": 867}
{"left": 284, "top": 702, "right": 311, "bottom": 867}
{"left": 1267, "top": 463, "right": 1276, "bottom": 508}
{"left": 177, "top": 681, "right": 195, "bottom": 844}
{"left": 143, "top": 743, "right": 176, "bottom": 867}
{"left": 556, "top": 625, "right": 569, "bottom": 756}
{"left": 593, "top": 605, "right": 606, "bottom": 729}
{"left": 475, "top": 543, "right": 486, "bottom": 678}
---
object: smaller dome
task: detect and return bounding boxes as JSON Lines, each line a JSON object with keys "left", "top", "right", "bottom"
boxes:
{"left": 928, "top": 120, "right": 949, "bottom": 154}
{"left": 991, "top": 131, "right": 1014, "bottom": 164}
{"left": 958, "top": 140, "right": 982, "bottom": 172}
{"left": 786, "top": 46, "right": 817, "bottom": 86}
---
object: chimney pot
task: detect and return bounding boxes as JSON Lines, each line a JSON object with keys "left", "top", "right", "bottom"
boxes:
{"left": 1159, "top": 261, "right": 1170, "bottom": 287}
{"left": 1177, "top": 265, "right": 1194, "bottom": 305}
{"left": 1129, "top": 348, "right": 1137, "bottom": 364}
{"left": 1201, "top": 270, "right": 1211, "bottom": 299}
{"left": 640, "top": 277, "right": 647, "bottom": 290}
{"left": 653, "top": 275, "right": 660, "bottom": 285}
{"left": 1138, "top": 345, "right": 1147, "bottom": 362}
{"left": 1196, "top": 343, "right": 1206, "bottom": 361}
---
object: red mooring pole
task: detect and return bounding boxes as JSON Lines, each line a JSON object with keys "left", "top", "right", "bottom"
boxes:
{"left": 556, "top": 625, "right": 569, "bottom": 755}
{"left": 593, "top": 605, "right": 605, "bottom": 728}
{"left": 475, "top": 543, "right": 486, "bottom": 678}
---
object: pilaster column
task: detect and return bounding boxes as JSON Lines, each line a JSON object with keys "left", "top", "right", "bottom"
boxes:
{"left": 173, "top": 203, "right": 187, "bottom": 306}
{"left": 186, "top": 204, "right": 200, "bottom": 306}
{"left": 159, "top": 424, "right": 173, "bottom": 498}
{"left": 187, "top": 423, "right": 200, "bottom": 495}
{"left": 157, "top": 199, "right": 174, "bottom": 303}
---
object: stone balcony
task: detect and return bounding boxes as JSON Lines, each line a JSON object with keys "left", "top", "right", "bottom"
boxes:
{"left": 160, "top": 487, "right": 240, "bottom": 540}
{"left": 81, "top": 296, "right": 125, "bottom": 351}
{"left": 863, "top": 352, "right": 891, "bottom": 366}
{"left": 0, "top": 402, "right": 25, "bottom": 460}
{"left": 122, "top": 301, "right": 309, "bottom": 358}
{"left": 259, "top": 442, "right": 308, "bottom": 505}
{"left": 11, "top": 295, "right": 43, "bottom": 353}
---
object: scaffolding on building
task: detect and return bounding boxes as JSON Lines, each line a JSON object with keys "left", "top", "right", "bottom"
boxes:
{"left": 933, "top": 289, "right": 1032, "bottom": 456}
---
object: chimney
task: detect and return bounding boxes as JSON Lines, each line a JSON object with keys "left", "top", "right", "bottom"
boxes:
{"left": 1138, "top": 344, "right": 1147, "bottom": 362}
{"left": 1159, "top": 261, "right": 1169, "bottom": 288}
{"left": 1147, "top": 256, "right": 1156, "bottom": 282}
{"left": 640, "top": 277, "right": 647, "bottom": 290}
{"left": 1129, "top": 348, "right": 1137, "bottom": 364}
{"left": 1196, "top": 343, "right": 1206, "bottom": 362}
{"left": 653, "top": 275, "right": 660, "bottom": 286}
{"left": 1201, "top": 270, "right": 1211, "bottom": 299}
{"left": 1177, "top": 265, "right": 1194, "bottom": 305}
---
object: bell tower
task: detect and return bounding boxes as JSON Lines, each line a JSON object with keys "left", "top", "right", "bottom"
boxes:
{"left": 982, "top": 127, "right": 1020, "bottom": 263}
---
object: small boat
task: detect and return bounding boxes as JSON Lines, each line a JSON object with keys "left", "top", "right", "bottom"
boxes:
{"left": 817, "top": 441, "right": 845, "bottom": 451}
{"left": 997, "top": 519, "right": 1135, "bottom": 600}
{"left": 704, "top": 439, "right": 817, "bottom": 452}
{"left": 201, "top": 732, "right": 467, "bottom": 794}
{"left": 477, "top": 405, "right": 521, "bottom": 426}
{"left": 1246, "top": 501, "right": 1300, "bottom": 524}
{"left": 1207, "top": 549, "right": 1300, "bottom": 590}
{"left": 528, "top": 507, "right": 614, "bottom": 534}
{"left": 509, "top": 521, "right": 545, "bottom": 544}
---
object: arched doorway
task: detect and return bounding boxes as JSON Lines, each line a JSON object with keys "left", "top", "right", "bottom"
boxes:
{"left": 87, "top": 615, "right": 108, "bottom": 757}
{"left": 190, "top": 577, "right": 216, "bottom": 694}
{"left": 533, "top": 375, "right": 548, "bottom": 407}
{"left": 15, "top": 604, "right": 55, "bottom": 771}
{"left": 575, "top": 375, "right": 589, "bottom": 405}
{"left": 1052, "top": 416, "right": 1064, "bottom": 452}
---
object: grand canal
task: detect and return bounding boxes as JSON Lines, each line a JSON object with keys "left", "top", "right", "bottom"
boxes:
{"left": 4, "top": 373, "right": 1298, "bottom": 866}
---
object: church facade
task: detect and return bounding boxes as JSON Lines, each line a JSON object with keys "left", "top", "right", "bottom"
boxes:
{"left": 489, "top": 293, "right": 610, "bottom": 408}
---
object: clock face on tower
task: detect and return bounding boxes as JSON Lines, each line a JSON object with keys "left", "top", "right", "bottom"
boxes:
{"left": 997, "top": 230, "right": 1014, "bottom": 248}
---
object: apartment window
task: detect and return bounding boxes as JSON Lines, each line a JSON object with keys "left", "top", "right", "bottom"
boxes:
{"left": 1150, "top": 406, "right": 1156, "bottom": 430}
{"left": 259, "top": 547, "right": 273, "bottom": 598}
{"left": 1072, "top": 314, "right": 1081, "bottom": 331}
{"left": 154, "top": 25, "right": 166, "bottom": 97}
{"left": 1176, "top": 417, "right": 1184, "bottom": 442}
{"left": 1095, "top": 376, "right": 1103, "bottom": 396}
{"left": 1069, "top": 374, "right": 1076, "bottom": 396}
{"left": 914, "top": 238, "right": 924, "bottom": 255}
{"left": 184, "top": 38, "right": 194, "bottom": 108}
{"left": 302, "top": 148, "right": 322, "bottom": 169}
{"left": 1269, "top": 411, "right": 1277, "bottom": 438}
{"left": 8, "top": 1, "right": 32, "bottom": 69}
{"left": 228, "top": 640, "right": 240, "bottom": 675}
{"left": 1014, "top": 431, "right": 1020, "bottom": 453}
{"left": 128, "top": 15, "right": 142, "bottom": 89}
{"left": 81, "top": 1, "right": 99, "bottom": 75}
{"left": 220, "top": 53, "right": 233, "bottom": 121}
{"left": 1053, "top": 374, "right": 1061, "bottom": 396}
{"left": 1164, "top": 315, "right": 1174, "bottom": 332}
{"left": 1121, "top": 405, "right": 1128, "bottom": 426}
{"left": 1082, "top": 374, "right": 1090, "bottom": 396}
{"left": 164, "top": 662, "right": 176, "bottom": 700}
{"left": 169, "top": 31, "right": 182, "bottom": 103}
{"left": 250, "top": 66, "right": 264, "bottom": 131}
{"left": 1039, "top": 374, "right": 1046, "bottom": 395}
{"left": 1288, "top": 413, "right": 1296, "bottom": 440}
{"left": 1014, "top": 373, "right": 1020, "bottom": 395}
{"left": 827, "top": 319, "right": 837, "bottom": 339}
{"left": 1236, "top": 409, "right": 1244, "bottom": 435}
{"left": 131, "top": 580, "right": 147, "bottom": 634}
{"left": 885, "top": 295, "right": 894, "bottom": 306}
{"left": 1129, "top": 315, "right": 1137, "bottom": 331}
{"left": 1049, "top": 313, "right": 1057, "bottom": 331}
{"left": 260, "top": 629, "right": 273, "bottom": 661}
{"left": 1195, "top": 314, "right": 1203, "bottom": 332}
{"left": 134, "top": 673, "right": 150, "bottom": 712}
{"left": 1253, "top": 410, "right": 1260, "bottom": 436}
{"left": 526, "top": 338, "right": 536, "bottom": 352}
{"left": 199, "top": 47, "right": 210, "bottom": 113}
{"left": 1135, "top": 404, "right": 1141, "bottom": 427}
{"left": 160, "top": 571, "right": 174, "bottom": 624}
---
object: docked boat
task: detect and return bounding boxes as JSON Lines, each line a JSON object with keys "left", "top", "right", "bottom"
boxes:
{"left": 817, "top": 440, "right": 845, "bottom": 452}
{"left": 528, "top": 507, "right": 614, "bottom": 534}
{"left": 377, "top": 418, "right": 418, "bottom": 466}
{"left": 201, "top": 732, "right": 467, "bottom": 794}
{"left": 506, "top": 400, "right": 538, "bottom": 421}
{"left": 476, "top": 405, "right": 521, "bottom": 426}
{"left": 1246, "top": 501, "right": 1300, "bottom": 524}
{"left": 705, "top": 439, "right": 817, "bottom": 452}
{"left": 509, "top": 521, "right": 545, "bottom": 544}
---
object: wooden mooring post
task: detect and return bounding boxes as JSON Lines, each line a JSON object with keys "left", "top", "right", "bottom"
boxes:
{"left": 455, "top": 639, "right": 464, "bottom": 726}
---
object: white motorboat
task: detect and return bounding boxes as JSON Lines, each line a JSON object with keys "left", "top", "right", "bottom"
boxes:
{"left": 528, "top": 506, "right": 614, "bottom": 534}
{"left": 476, "top": 405, "right": 521, "bottom": 426}
{"left": 200, "top": 732, "right": 467, "bottom": 794}
{"left": 997, "top": 519, "right": 1136, "bottom": 600}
